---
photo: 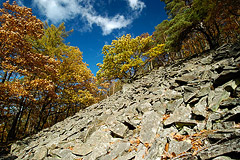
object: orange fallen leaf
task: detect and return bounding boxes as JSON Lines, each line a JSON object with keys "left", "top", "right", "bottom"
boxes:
{"left": 162, "top": 114, "right": 170, "bottom": 121}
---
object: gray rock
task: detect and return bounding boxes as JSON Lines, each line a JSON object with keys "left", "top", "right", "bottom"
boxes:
{"left": 175, "top": 73, "right": 198, "bottom": 84}
{"left": 199, "top": 138, "right": 240, "bottom": 159}
{"left": 144, "top": 137, "right": 167, "bottom": 160}
{"left": 99, "top": 142, "right": 130, "bottom": 160}
{"left": 220, "top": 98, "right": 240, "bottom": 108}
{"left": 110, "top": 122, "right": 128, "bottom": 138}
{"left": 207, "top": 129, "right": 240, "bottom": 141}
{"left": 212, "top": 156, "right": 232, "bottom": 160}
{"left": 208, "top": 88, "right": 230, "bottom": 111}
{"left": 179, "top": 126, "right": 194, "bottom": 135}
{"left": 9, "top": 44, "right": 240, "bottom": 160}
{"left": 166, "top": 98, "right": 183, "bottom": 112}
{"left": 159, "top": 127, "right": 178, "bottom": 138}
{"left": 213, "top": 121, "right": 235, "bottom": 130}
{"left": 223, "top": 106, "right": 240, "bottom": 121}
{"left": 192, "top": 96, "right": 207, "bottom": 117}
{"left": 197, "top": 122, "right": 206, "bottom": 131}
{"left": 163, "top": 90, "right": 182, "bottom": 100}
{"left": 134, "top": 143, "right": 146, "bottom": 160}
{"left": 164, "top": 105, "right": 195, "bottom": 126}
{"left": 50, "top": 149, "right": 72, "bottom": 158}
{"left": 196, "top": 84, "right": 211, "bottom": 97}
{"left": 117, "top": 150, "right": 136, "bottom": 160}
{"left": 32, "top": 146, "right": 48, "bottom": 160}
{"left": 86, "top": 130, "right": 112, "bottom": 146}
{"left": 200, "top": 55, "right": 213, "bottom": 64}
{"left": 168, "top": 139, "right": 192, "bottom": 155}
{"left": 72, "top": 143, "right": 93, "bottom": 156}
{"left": 184, "top": 86, "right": 199, "bottom": 93}
{"left": 88, "top": 143, "right": 109, "bottom": 160}
{"left": 184, "top": 92, "right": 196, "bottom": 102}
{"left": 140, "top": 111, "right": 161, "bottom": 144}
{"left": 136, "top": 102, "right": 152, "bottom": 113}
{"left": 152, "top": 101, "right": 166, "bottom": 117}
{"left": 61, "top": 151, "right": 80, "bottom": 160}
{"left": 122, "top": 83, "right": 134, "bottom": 93}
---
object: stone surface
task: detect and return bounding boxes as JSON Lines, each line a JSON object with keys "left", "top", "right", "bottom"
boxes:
{"left": 164, "top": 105, "right": 195, "bottom": 126}
{"left": 140, "top": 111, "right": 161, "bottom": 144}
{"left": 7, "top": 43, "right": 240, "bottom": 160}
{"left": 99, "top": 142, "right": 130, "bottom": 160}
{"left": 168, "top": 140, "right": 192, "bottom": 155}
{"left": 109, "top": 121, "right": 128, "bottom": 138}
{"left": 72, "top": 143, "right": 93, "bottom": 156}
{"left": 32, "top": 146, "right": 48, "bottom": 160}
{"left": 208, "top": 88, "right": 231, "bottom": 111}
{"left": 192, "top": 96, "right": 207, "bottom": 117}
{"left": 199, "top": 138, "right": 240, "bottom": 159}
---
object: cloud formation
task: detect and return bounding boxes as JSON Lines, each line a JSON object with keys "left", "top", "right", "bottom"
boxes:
{"left": 32, "top": 0, "right": 145, "bottom": 35}
{"left": 127, "top": 0, "right": 145, "bottom": 11}
{"left": 33, "top": 0, "right": 80, "bottom": 23}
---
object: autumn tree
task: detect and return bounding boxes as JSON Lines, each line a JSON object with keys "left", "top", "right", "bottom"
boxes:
{"left": 97, "top": 34, "right": 148, "bottom": 82}
{"left": 30, "top": 23, "right": 100, "bottom": 131}
{"left": 0, "top": 2, "right": 99, "bottom": 142}
{"left": 97, "top": 34, "right": 165, "bottom": 83}
{"left": 0, "top": 1, "right": 58, "bottom": 141}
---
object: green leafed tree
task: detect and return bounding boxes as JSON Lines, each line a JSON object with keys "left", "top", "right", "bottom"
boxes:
{"left": 156, "top": 0, "right": 240, "bottom": 53}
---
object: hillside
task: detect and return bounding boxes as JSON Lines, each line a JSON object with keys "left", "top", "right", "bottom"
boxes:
{"left": 4, "top": 43, "right": 239, "bottom": 160}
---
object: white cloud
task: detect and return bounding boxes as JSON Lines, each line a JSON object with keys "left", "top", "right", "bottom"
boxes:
{"left": 33, "top": 0, "right": 81, "bottom": 23}
{"left": 33, "top": 0, "right": 145, "bottom": 35}
{"left": 127, "top": 0, "right": 145, "bottom": 11}
{"left": 83, "top": 13, "right": 132, "bottom": 35}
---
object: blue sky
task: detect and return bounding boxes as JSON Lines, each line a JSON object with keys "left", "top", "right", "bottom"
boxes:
{"left": 1, "top": 0, "right": 167, "bottom": 75}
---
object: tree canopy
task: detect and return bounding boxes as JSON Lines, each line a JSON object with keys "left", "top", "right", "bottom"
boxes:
{"left": 97, "top": 34, "right": 165, "bottom": 82}
{"left": 0, "top": 1, "right": 99, "bottom": 142}
{"left": 154, "top": 0, "right": 240, "bottom": 53}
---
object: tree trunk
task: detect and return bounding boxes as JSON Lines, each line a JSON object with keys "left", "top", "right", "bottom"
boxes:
{"left": 1, "top": 71, "right": 8, "bottom": 83}
{"left": 40, "top": 109, "right": 51, "bottom": 130}
{"left": 23, "top": 108, "right": 32, "bottom": 134}
{"left": 1, "top": 121, "right": 7, "bottom": 142}
{"left": 196, "top": 27, "right": 215, "bottom": 50}
{"left": 7, "top": 105, "right": 23, "bottom": 141}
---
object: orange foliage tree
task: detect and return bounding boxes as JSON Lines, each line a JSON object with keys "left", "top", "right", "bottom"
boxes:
{"left": 0, "top": 2, "right": 100, "bottom": 142}
{"left": 0, "top": 1, "right": 58, "bottom": 141}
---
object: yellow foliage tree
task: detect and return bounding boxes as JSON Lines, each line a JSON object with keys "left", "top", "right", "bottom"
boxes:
{"left": 97, "top": 34, "right": 165, "bottom": 82}
{"left": 31, "top": 23, "right": 100, "bottom": 130}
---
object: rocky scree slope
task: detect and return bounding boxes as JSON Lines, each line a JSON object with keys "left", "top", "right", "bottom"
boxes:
{"left": 9, "top": 44, "right": 240, "bottom": 160}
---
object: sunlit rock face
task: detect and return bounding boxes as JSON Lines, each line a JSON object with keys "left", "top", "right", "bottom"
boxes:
{"left": 10, "top": 43, "right": 240, "bottom": 160}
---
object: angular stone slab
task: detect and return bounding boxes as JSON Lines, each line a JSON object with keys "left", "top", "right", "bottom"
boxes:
{"left": 109, "top": 122, "right": 128, "bottom": 138}
{"left": 88, "top": 143, "right": 109, "bottom": 160}
{"left": 168, "top": 139, "right": 192, "bottom": 155}
{"left": 72, "top": 143, "right": 93, "bottom": 156}
{"left": 164, "top": 105, "right": 196, "bottom": 126}
{"left": 193, "top": 96, "right": 207, "bottom": 117}
{"left": 99, "top": 142, "right": 130, "bottom": 160}
{"left": 32, "top": 146, "right": 48, "bottom": 160}
{"left": 140, "top": 111, "right": 161, "bottom": 144}
{"left": 208, "top": 88, "right": 230, "bottom": 111}
{"left": 199, "top": 138, "right": 240, "bottom": 159}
